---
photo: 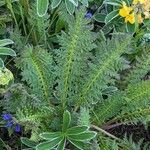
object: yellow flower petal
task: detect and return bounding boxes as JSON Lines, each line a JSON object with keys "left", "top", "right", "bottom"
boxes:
{"left": 119, "top": 3, "right": 133, "bottom": 17}
{"left": 125, "top": 13, "right": 135, "bottom": 24}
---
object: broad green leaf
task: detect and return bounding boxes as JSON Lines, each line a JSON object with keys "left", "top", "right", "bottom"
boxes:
{"left": 55, "top": 18, "right": 66, "bottom": 33}
{"left": 57, "top": 138, "right": 66, "bottom": 150}
{"left": 0, "top": 58, "right": 4, "bottom": 68}
{"left": 126, "top": 23, "right": 136, "bottom": 33}
{"left": 0, "top": 39, "right": 14, "bottom": 47}
{"left": 69, "top": 0, "right": 78, "bottom": 6}
{"left": 62, "top": 110, "right": 71, "bottom": 132}
{"left": 51, "top": 0, "right": 61, "bottom": 9}
{"left": 36, "top": 137, "right": 62, "bottom": 150}
{"left": 68, "top": 139, "right": 85, "bottom": 150}
{"left": 21, "top": 137, "right": 37, "bottom": 148}
{"left": 37, "top": 0, "right": 49, "bottom": 17}
{"left": 104, "top": 0, "right": 122, "bottom": 6}
{"left": 94, "top": 13, "right": 106, "bottom": 23}
{"left": 0, "top": 47, "right": 16, "bottom": 56}
{"left": 67, "top": 126, "right": 89, "bottom": 135}
{"left": 65, "top": 0, "right": 75, "bottom": 15}
{"left": 39, "top": 132, "right": 62, "bottom": 140}
{"left": 68, "top": 131, "right": 97, "bottom": 141}
{"left": 105, "top": 10, "right": 119, "bottom": 24}
{"left": 81, "top": 0, "right": 88, "bottom": 7}
{"left": 102, "top": 24, "right": 113, "bottom": 34}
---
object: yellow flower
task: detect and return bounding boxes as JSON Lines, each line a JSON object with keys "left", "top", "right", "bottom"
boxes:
{"left": 138, "top": 13, "right": 143, "bottom": 23}
{"left": 119, "top": 2, "right": 133, "bottom": 17}
{"left": 119, "top": 2, "right": 135, "bottom": 24}
{"left": 125, "top": 13, "right": 135, "bottom": 24}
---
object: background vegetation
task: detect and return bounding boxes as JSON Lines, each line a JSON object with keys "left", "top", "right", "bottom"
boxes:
{"left": 0, "top": 0, "right": 150, "bottom": 149}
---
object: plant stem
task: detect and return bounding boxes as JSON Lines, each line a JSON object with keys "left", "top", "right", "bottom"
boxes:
{"left": 19, "top": 3, "right": 27, "bottom": 35}
{"left": 5, "top": 0, "right": 19, "bottom": 29}
{"left": 91, "top": 124, "right": 120, "bottom": 141}
{"left": 102, "top": 122, "right": 123, "bottom": 130}
{"left": 74, "top": 105, "right": 79, "bottom": 112}
{"left": 20, "top": 0, "right": 29, "bottom": 16}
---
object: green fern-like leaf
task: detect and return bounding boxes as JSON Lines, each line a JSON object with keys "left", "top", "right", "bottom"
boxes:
{"left": 16, "top": 46, "right": 53, "bottom": 101}
{"left": 126, "top": 45, "right": 150, "bottom": 84}
{"left": 92, "top": 92, "right": 124, "bottom": 126}
{"left": 28, "top": 4, "right": 49, "bottom": 45}
{"left": 77, "top": 34, "right": 131, "bottom": 106}
{"left": 118, "top": 80, "right": 150, "bottom": 124}
{"left": 0, "top": 84, "right": 41, "bottom": 113}
{"left": 124, "top": 80, "right": 150, "bottom": 111}
{"left": 55, "top": 8, "right": 96, "bottom": 107}
{"left": 16, "top": 105, "right": 53, "bottom": 141}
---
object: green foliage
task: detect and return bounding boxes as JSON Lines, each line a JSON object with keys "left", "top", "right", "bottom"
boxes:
{"left": 0, "top": 39, "right": 16, "bottom": 68}
{"left": 0, "top": 2, "right": 150, "bottom": 149}
{"left": 10, "top": 29, "right": 25, "bottom": 52}
{"left": 78, "top": 107, "right": 90, "bottom": 126}
{"left": 126, "top": 45, "right": 150, "bottom": 84}
{"left": 98, "top": 135, "right": 150, "bottom": 150}
{"left": 21, "top": 111, "right": 96, "bottom": 150}
{"left": 36, "top": 0, "right": 90, "bottom": 16}
{"left": 16, "top": 46, "right": 54, "bottom": 101}
{"left": 21, "top": 137, "right": 37, "bottom": 148}
{"left": 92, "top": 80, "right": 150, "bottom": 126}
{"left": 37, "top": 0, "right": 49, "bottom": 17}
{"left": 77, "top": 34, "right": 131, "bottom": 106}
{"left": 92, "top": 92, "right": 124, "bottom": 125}
{"left": 28, "top": 4, "right": 49, "bottom": 45}
{"left": 0, "top": 84, "right": 38, "bottom": 112}
{"left": 55, "top": 8, "right": 96, "bottom": 108}
{"left": 119, "top": 80, "right": 150, "bottom": 124}
{"left": 17, "top": 106, "right": 53, "bottom": 141}
{"left": 89, "top": 36, "right": 150, "bottom": 129}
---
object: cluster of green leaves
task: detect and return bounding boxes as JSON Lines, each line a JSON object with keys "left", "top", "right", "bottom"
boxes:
{"left": 21, "top": 111, "right": 96, "bottom": 150}
{"left": 0, "top": 0, "right": 149, "bottom": 149}
{"left": 37, "top": 0, "right": 90, "bottom": 16}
